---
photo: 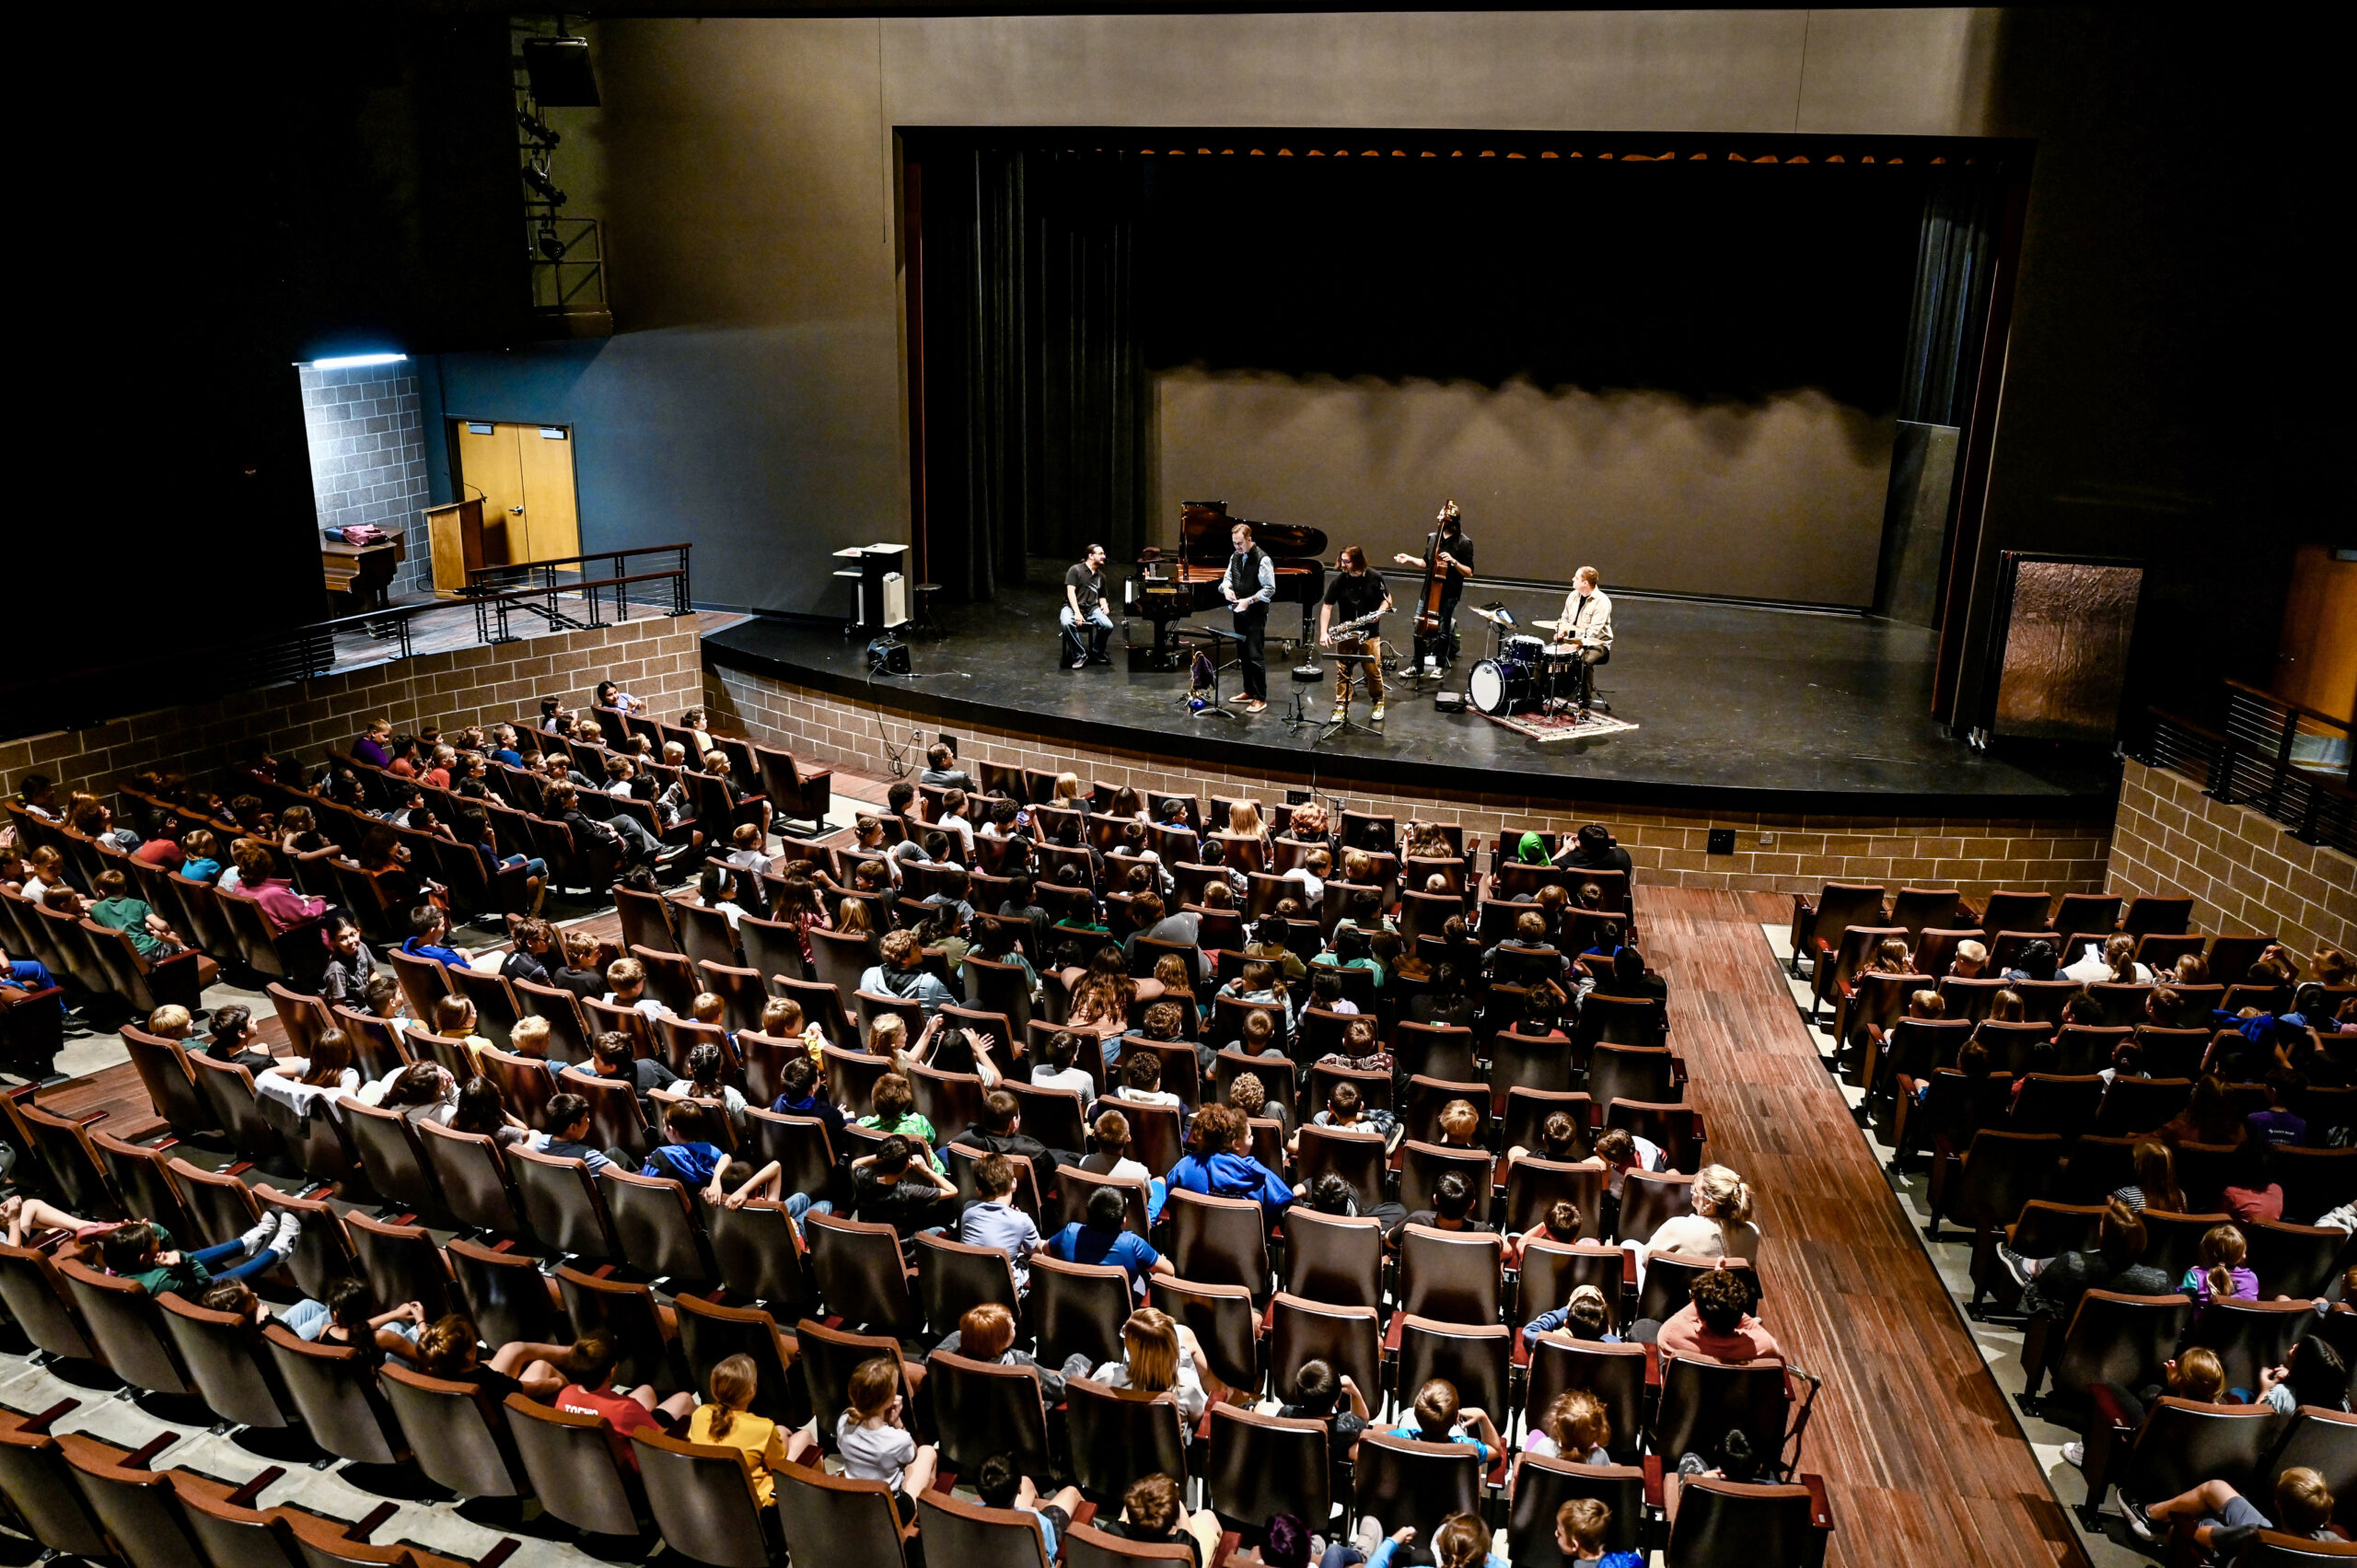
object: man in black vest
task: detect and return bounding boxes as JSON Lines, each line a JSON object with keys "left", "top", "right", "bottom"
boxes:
{"left": 1222, "top": 519, "right": 1273, "bottom": 712}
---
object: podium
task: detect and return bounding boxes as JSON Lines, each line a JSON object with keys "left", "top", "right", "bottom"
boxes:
{"left": 835, "top": 542, "right": 909, "bottom": 633}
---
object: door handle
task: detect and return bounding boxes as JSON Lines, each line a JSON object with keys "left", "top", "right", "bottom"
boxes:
{"left": 509, "top": 506, "right": 525, "bottom": 516}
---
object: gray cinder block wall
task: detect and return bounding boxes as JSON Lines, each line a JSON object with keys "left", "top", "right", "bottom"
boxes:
{"left": 299, "top": 362, "right": 433, "bottom": 598}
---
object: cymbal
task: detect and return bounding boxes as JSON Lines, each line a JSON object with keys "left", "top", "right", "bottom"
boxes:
{"left": 1469, "top": 606, "right": 1511, "bottom": 624}
{"left": 1532, "top": 618, "right": 1562, "bottom": 631}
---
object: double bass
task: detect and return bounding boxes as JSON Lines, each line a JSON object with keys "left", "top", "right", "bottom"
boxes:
{"left": 1396, "top": 499, "right": 1462, "bottom": 663}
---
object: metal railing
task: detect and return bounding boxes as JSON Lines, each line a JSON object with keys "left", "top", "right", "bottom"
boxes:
{"left": 4, "top": 552, "right": 693, "bottom": 740}
{"left": 466, "top": 543, "right": 692, "bottom": 637}
{"left": 2139, "top": 679, "right": 2357, "bottom": 855}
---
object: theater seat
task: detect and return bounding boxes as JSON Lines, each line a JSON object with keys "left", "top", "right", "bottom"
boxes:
{"left": 794, "top": 1320, "right": 905, "bottom": 1456}
{"left": 380, "top": 1364, "right": 530, "bottom": 1499}
{"left": 1664, "top": 1475, "right": 1834, "bottom": 1568}
{"left": 1509, "top": 1454, "right": 1647, "bottom": 1566}
{"left": 772, "top": 1461, "right": 910, "bottom": 1566}
{"left": 916, "top": 1489, "right": 1053, "bottom": 1568}
{"left": 1066, "top": 1373, "right": 1192, "bottom": 1504}
{"left": 633, "top": 1428, "right": 776, "bottom": 1568}
{"left": 505, "top": 1393, "right": 649, "bottom": 1539}
{"left": 2082, "top": 1395, "right": 2280, "bottom": 1530}
{"left": 1266, "top": 1294, "right": 1383, "bottom": 1419}
{"left": 1353, "top": 1432, "right": 1484, "bottom": 1542}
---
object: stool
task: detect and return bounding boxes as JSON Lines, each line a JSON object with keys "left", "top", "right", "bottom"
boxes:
{"left": 909, "top": 583, "right": 945, "bottom": 642}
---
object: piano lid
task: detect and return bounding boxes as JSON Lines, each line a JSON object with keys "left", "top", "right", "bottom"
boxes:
{"left": 1177, "top": 500, "right": 1328, "bottom": 563}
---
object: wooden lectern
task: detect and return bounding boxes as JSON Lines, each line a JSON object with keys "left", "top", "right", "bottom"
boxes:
{"left": 424, "top": 498, "right": 498, "bottom": 596}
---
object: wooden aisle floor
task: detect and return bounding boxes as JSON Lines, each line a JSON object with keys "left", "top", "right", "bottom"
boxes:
{"left": 1644, "top": 889, "right": 2087, "bottom": 1568}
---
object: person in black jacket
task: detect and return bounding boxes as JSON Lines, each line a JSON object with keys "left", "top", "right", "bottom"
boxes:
{"left": 502, "top": 918, "right": 560, "bottom": 986}
{"left": 955, "top": 1088, "right": 1078, "bottom": 1174}
{"left": 1556, "top": 822, "right": 1632, "bottom": 880}
{"left": 549, "top": 782, "right": 663, "bottom": 872}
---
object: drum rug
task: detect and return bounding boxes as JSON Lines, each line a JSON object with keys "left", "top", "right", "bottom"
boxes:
{"left": 1479, "top": 707, "right": 1640, "bottom": 743}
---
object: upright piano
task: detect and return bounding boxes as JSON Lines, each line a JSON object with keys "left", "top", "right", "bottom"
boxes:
{"left": 1133, "top": 500, "right": 1328, "bottom": 667}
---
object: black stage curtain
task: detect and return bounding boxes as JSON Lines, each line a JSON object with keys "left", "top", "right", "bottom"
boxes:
{"left": 920, "top": 147, "right": 1150, "bottom": 602}
{"left": 1898, "top": 169, "right": 2005, "bottom": 427}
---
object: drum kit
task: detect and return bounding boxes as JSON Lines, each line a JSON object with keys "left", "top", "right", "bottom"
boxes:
{"left": 1464, "top": 606, "right": 1592, "bottom": 717}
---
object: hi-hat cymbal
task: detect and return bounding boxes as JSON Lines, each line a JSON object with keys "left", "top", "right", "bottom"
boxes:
{"left": 1469, "top": 606, "right": 1510, "bottom": 624}
{"left": 1532, "top": 618, "right": 1562, "bottom": 631}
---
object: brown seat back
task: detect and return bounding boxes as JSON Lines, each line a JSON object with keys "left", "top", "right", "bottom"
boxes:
{"left": 1064, "top": 1373, "right": 1191, "bottom": 1504}
{"left": 261, "top": 1324, "right": 405, "bottom": 1465}
{"left": 507, "top": 1146, "right": 621, "bottom": 1261}
{"left": 705, "top": 1198, "right": 817, "bottom": 1311}
{"left": 446, "top": 1237, "right": 566, "bottom": 1350}
{"left": 1148, "top": 1275, "right": 1258, "bottom": 1395}
{"left": 345, "top": 1214, "right": 457, "bottom": 1321}
{"left": 505, "top": 1392, "right": 647, "bottom": 1537}
{"left": 380, "top": 1364, "right": 527, "bottom": 1498}
{"left": 632, "top": 1429, "right": 771, "bottom": 1568}
{"left": 1504, "top": 1157, "right": 1608, "bottom": 1240}
{"left": 1353, "top": 1431, "right": 1483, "bottom": 1539}
{"left": 1064, "top": 1522, "right": 1193, "bottom": 1565}
{"left": 1165, "top": 1188, "right": 1267, "bottom": 1292}
{"left": 1516, "top": 1239, "right": 1629, "bottom": 1336}
{"left": 1655, "top": 1355, "right": 1792, "bottom": 1474}
{"left": 772, "top": 1459, "right": 907, "bottom": 1567}
{"left": 911, "top": 1231, "right": 1020, "bottom": 1338}
{"left": 923, "top": 1347, "right": 1053, "bottom": 1479}
{"left": 1618, "top": 1170, "right": 1699, "bottom": 1243}
{"left": 57, "top": 1258, "right": 192, "bottom": 1394}
{"left": 1028, "top": 1252, "right": 1133, "bottom": 1373}
{"left": 0, "top": 1243, "right": 95, "bottom": 1360}
{"left": 1396, "top": 1139, "right": 1493, "bottom": 1218}
{"left": 1202, "top": 1401, "right": 1330, "bottom": 1540}
{"left": 157, "top": 1293, "right": 289, "bottom": 1429}
{"left": 1279, "top": 1207, "right": 1384, "bottom": 1309}
{"left": 1396, "top": 1315, "right": 1510, "bottom": 1425}
{"left": 792, "top": 1319, "right": 904, "bottom": 1454}
{"left": 914, "top": 1488, "right": 1051, "bottom": 1568}
{"left": 415, "top": 1121, "right": 528, "bottom": 1239}
{"left": 1510, "top": 1456, "right": 1647, "bottom": 1564}
{"left": 555, "top": 1267, "right": 675, "bottom": 1390}
{"left": 0, "top": 1425, "right": 109, "bottom": 1559}
{"left": 1664, "top": 1477, "right": 1831, "bottom": 1568}
{"left": 672, "top": 1293, "right": 807, "bottom": 1430}
{"left": 803, "top": 1213, "right": 918, "bottom": 1335}
{"left": 1266, "top": 1293, "right": 1381, "bottom": 1407}
{"left": 1398, "top": 1225, "right": 1503, "bottom": 1325}
{"left": 2050, "top": 1290, "right": 2196, "bottom": 1401}
{"left": 600, "top": 1167, "right": 716, "bottom": 1283}
{"left": 1524, "top": 1338, "right": 1648, "bottom": 1464}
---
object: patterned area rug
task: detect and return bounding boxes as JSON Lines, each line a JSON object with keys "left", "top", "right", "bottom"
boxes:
{"left": 1478, "top": 707, "right": 1641, "bottom": 742}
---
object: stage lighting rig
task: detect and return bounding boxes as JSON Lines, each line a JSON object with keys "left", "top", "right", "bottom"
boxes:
{"left": 517, "top": 110, "right": 561, "bottom": 150}
{"left": 534, "top": 221, "right": 569, "bottom": 261}
{"left": 521, "top": 154, "right": 565, "bottom": 208}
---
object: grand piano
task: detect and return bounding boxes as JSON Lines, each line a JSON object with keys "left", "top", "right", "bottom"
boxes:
{"left": 1132, "top": 500, "right": 1328, "bottom": 669}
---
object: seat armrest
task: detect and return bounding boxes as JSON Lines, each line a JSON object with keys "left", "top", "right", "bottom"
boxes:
{"left": 2083, "top": 1383, "right": 2137, "bottom": 1507}
{"left": 1801, "top": 1473, "right": 1834, "bottom": 1531}
{"left": 1643, "top": 1452, "right": 1665, "bottom": 1509}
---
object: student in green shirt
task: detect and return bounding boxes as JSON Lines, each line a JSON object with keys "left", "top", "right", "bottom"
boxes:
{"left": 87, "top": 869, "right": 182, "bottom": 960}
{"left": 97, "top": 1213, "right": 298, "bottom": 1295}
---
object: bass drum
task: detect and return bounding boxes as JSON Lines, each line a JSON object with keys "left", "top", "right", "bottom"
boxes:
{"left": 1469, "top": 656, "right": 1534, "bottom": 716}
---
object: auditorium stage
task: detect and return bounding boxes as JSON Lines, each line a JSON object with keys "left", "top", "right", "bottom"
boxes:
{"left": 703, "top": 580, "right": 2116, "bottom": 818}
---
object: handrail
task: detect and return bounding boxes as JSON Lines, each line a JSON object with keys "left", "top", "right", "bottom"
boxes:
{"left": 2223, "top": 676, "right": 2352, "bottom": 735}
{"left": 466, "top": 542, "right": 692, "bottom": 576}
{"left": 2140, "top": 684, "right": 2357, "bottom": 856}
{"left": 2, "top": 556, "right": 694, "bottom": 740}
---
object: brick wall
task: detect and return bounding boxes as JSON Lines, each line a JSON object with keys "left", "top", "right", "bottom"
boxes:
{"left": 300, "top": 362, "right": 433, "bottom": 598}
{"left": 2107, "top": 757, "right": 2357, "bottom": 957}
{"left": 0, "top": 617, "right": 702, "bottom": 812}
{"left": 703, "top": 665, "right": 2113, "bottom": 900}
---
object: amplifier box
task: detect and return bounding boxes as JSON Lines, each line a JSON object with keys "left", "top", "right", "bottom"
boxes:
{"left": 1126, "top": 645, "right": 1163, "bottom": 673}
{"left": 1434, "top": 690, "right": 1467, "bottom": 713}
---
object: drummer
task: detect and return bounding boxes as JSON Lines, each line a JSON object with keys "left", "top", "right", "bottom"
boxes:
{"left": 1550, "top": 565, "right": 1614, "bottom": 714}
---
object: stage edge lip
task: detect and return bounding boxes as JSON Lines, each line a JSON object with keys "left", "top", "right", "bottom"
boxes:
{"left": 701, "top": 638, "right": 2116, "bottom": 822}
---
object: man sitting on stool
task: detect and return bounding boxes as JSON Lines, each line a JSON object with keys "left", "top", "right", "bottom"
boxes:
{"left": 1061, "top": 543, "right": 1114, "bottom": 669}
{"left": 1552, "top": 565, "right": 1615, "bottom": 715}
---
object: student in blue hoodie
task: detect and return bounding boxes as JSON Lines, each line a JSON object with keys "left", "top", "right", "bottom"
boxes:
{"left": 1164, "top": 1104, "right": 1292, "bottom": 1225}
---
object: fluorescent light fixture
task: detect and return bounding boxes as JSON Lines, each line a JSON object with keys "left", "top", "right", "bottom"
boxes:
{"left": 302, "top": 353, "right": 409, "bottom": 369}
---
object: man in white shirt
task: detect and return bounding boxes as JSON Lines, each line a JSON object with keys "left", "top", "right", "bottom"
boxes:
{"left": 1551, "top": 565, "right": 1615, "bottom": 715}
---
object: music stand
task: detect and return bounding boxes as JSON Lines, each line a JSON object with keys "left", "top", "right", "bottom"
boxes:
{"left": 1308, "top": 646, "right": 1385, "bottom": 743}
{"left": 1177, "top": 626, "right": 1242, "bottom": 724}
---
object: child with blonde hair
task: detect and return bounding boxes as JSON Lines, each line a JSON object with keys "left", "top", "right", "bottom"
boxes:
{"left": 687, "top": 1353, "right": 811, "bottom": 1507}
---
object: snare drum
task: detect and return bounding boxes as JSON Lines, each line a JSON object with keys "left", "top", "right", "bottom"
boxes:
{"left": 1507, "top": 633, "right": 1548, "bottom": 661}
{"left": 1469, "top": 656, "right": 1536, "bottom": 715}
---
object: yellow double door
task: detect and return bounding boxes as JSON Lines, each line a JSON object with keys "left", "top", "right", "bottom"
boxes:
{"left": 453, "top": 421, "right": 580, "bottom": 567}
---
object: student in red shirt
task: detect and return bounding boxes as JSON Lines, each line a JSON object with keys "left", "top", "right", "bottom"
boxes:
{"left": 552, "top": 1332, "right": 698, "bottom": 1467}
{"left": 1653, "top": 1264, "right": 1781, "bottom": 1364}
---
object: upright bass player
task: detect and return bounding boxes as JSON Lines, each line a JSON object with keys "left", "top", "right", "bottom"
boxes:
{"left": 1394, "top": 500, "right": 1474, "bottom": 673}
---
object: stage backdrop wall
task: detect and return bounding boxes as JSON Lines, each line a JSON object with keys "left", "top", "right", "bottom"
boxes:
{"left": 1154, "top": 373, "right": 1891, "bottom": 604}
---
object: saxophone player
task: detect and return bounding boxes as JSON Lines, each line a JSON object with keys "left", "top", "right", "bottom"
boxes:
{"left": 1318, "top": 544, "right": 1393, "bottom": 724}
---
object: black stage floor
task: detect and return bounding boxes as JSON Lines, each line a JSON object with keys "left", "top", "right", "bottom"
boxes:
{"left": 704, "top": 580, "right": 2117, "bottom": 817}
